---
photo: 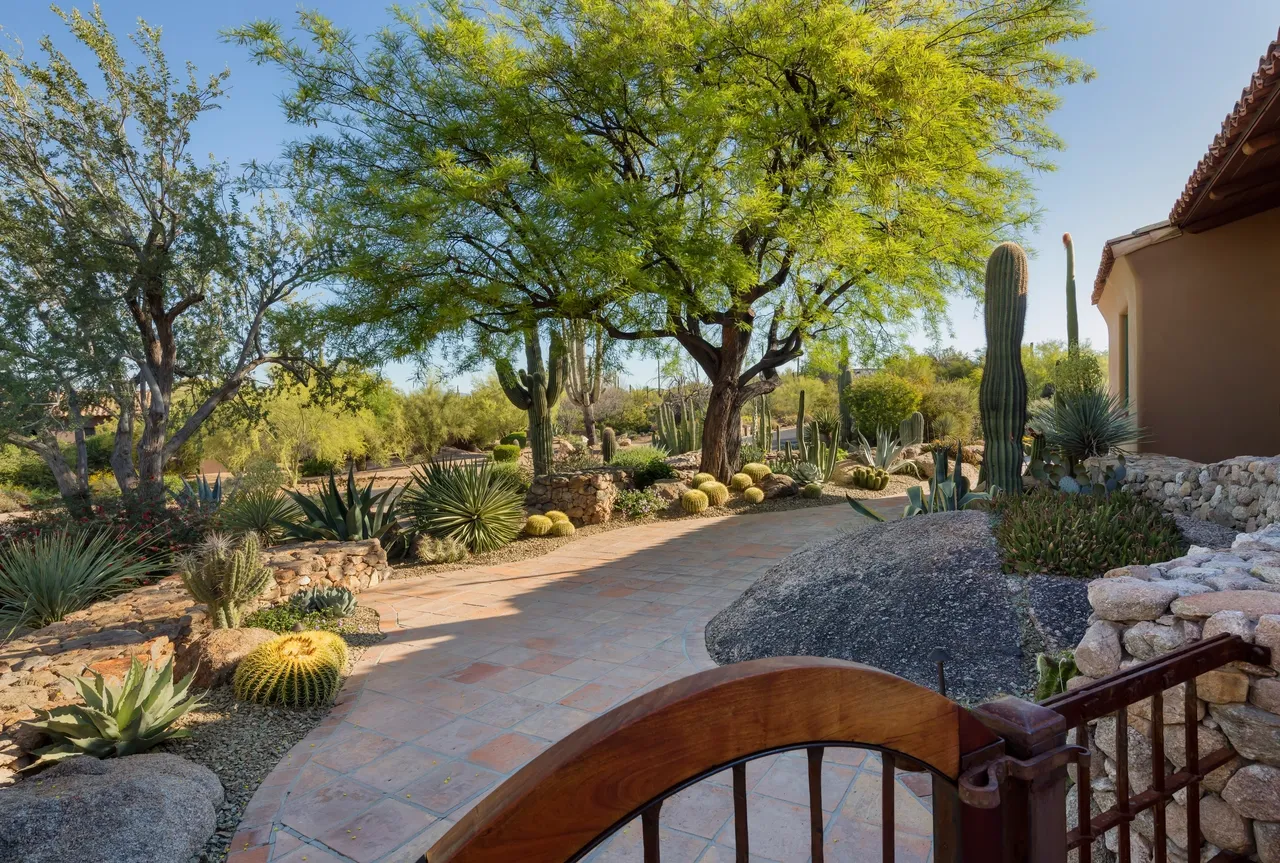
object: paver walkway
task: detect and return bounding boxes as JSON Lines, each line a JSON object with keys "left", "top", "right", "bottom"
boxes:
{"left": 228, "top": 500, "right": 936, "bottom": 863}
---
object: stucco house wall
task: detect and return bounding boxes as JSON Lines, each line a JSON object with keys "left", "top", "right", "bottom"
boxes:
{"left": 1095, "top": 206, "right": 1280, "bottom": 463}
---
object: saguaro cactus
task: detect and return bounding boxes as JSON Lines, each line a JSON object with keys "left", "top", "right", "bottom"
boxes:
{"left": 601, "top": 427, "right": 616, "bottom": 463}
{"left": 900, "top": 411, "right": 925, "bottom": 446}
{"left": 979, "top": 242, "right": 1029, "bottom": 496}
{"left": 496, "top": 329, "right": 566, "bottom": 476}
{"left": 837, "top": 363, "right": 854, "bottom": 444}
{"left": 1063, "top": 232, "right": 1079, "bottom": 352}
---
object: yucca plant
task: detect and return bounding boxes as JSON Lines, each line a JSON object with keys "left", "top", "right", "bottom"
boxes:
{"left": 1029, "top": 386, "right": 1141, "bottom": 472}
{"left": 21, "top": 656, "right": 204, "bottom": 771}
{"left": 221, "top": 486, "right": 300, "bottom": 542}
{"left": 0, "top": 530, "right": 157, "bottom": 630}
{"left": 277, "top": 463, "right": 401, "bottom": 542}
{"left": 403, "top": 463, "right": 525, "bottom": 553}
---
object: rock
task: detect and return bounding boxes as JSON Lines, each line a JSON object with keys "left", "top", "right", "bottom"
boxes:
{"left": 1201, "top": 792, "right": 1255, "bottom": 855}
{"left": 174, "top": 627, "right": 276, "bottom": 688}
{"left": 1196, "top": 669, "right": 1250, "bottom": 704}
{"left": 1222, "top": 764, "right": 1280, "bottom": 820}
{"left": 0, "top": 753, "right": 223, "bottom": 862}
{"left": 1027, "top": 575, "right": 1091, "bottom": 653}
{"left": 1210, "top": 702, "right": 1280, "bottom": 766}
{"left": 1174, "top": 515, "right": 1240, "bottom": 549}
{"left": 1123, "top": 621, "right": 1186, "bottom": 660}
{"left": 1076, "top": 621, "right": 1124, "bottom": 678}
{"left": 1088, "top": 578, "right": 1179, "bottom": 621}
{"left": 1259, "top": 616, "right": 1280, "bottom": 672}
{"left": 1257, "top": 820, "right": 1280, "bottom": 863}
{"left": 649, "top": 479, "right": 685, "bottom": 504}
{"left": 1205, "top": 754, "right": 1249, "bottom": 794}
{"left": 1254, "top": 678, "right": 1280, "bottom": 713}
{"left": 1171, "top": 591, "right": 1280, "bottom": 619}
{"left": 1129, "top": 682, "right": 1202, "bottom": 724}
{"left": 705, "top": 511, "right": 1029, "bottom": 702}
{"left": 1203, "top": 610, "right": 1258, "bottom": 642}
{"left": 1163, "top": 722, "right": 1229, "bottom": 768}
{"left": 1095, "top": 715, "right": 1165, "bottom": 795}
{"left": 758, "top": 472, "right": 797, "bottom": 499}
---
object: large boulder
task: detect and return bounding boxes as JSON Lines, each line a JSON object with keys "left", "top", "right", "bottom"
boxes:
{"left": 757, "top": 472, "right": 797, "bottom": 499}
{"left": 174, "top": 627, "right": 277, "bottom": 688}
{"left": 705, "top": 511, "right": 1069, "bottom": 702}
{"left": 0, "top": 753, "right": 224, "bottom": 863}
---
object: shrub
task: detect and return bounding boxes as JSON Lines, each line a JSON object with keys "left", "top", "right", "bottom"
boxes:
{"left": 290, "top": 585, "right": 357, "bottom": 617}
{"left": 841, "top": 373, "right": 922, "bottom": 440}
{"left": 524, "top": 514, "right": 553, "bottom": 536}
{"left": 233, "top": 631, "right": 348, "bottom": 709}
{"left": 279, "top": 464, "right": 401, "bottom": 542}
{"left": 177, "top": 532, "right": 273, "bottom": 629}
{"left": 729, "top": 473, "right": 753, "bottom": 491}
{"left": 698, "top": 481, "right": 729, "bottom": 506}
{"left": 614, "top": 489, "right": 663, "bottom": 519}
{"left": 243, "top": 603, "right": 348, "bottom": 634}
{"left": 744, "top": 487, "right": 765, "bottom": 504}
{"left": 21, "top": 656, "right": 204, "bottom": 770}
{"left": 221, "top": 487, "right": 300, "bottom": 543}
{"left": 492, "top": 444, "right": 521, "bottom": 463}
{"left": 610, "top": 445, "right": 675, "bottom": 490}
{"left": 403, "top": 463, "right": 525, "bottom": 552}
{"left": 737, "top": 445, "right": 766, "bottom": 468}
{"left": 919, "top": 380, "right": 978, "bottom": 440}
{"left": 299, "top": 455, "right": 338, "bottom": 478}
{"left": 500, "top": 433, "right": 527, "bottom": 447}
{"left": 490, "top": 460, "right": 532, "bottom": 494}
{"left": 741, "top": 462, "right": 771, "bottom": 483}
{"left": 413, "top": 535, "right": 468, "bottom": 564}
{"left": 1052, "top": 350, "right": 1105, "bottom": 400}
{"left": 0, "top": 530, "right": 156, "bottom": 630}
{"left": 994, "top": 491, "right": 1186, "bottom": 579}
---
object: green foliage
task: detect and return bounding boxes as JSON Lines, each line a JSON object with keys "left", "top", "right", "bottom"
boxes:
{"left": 902, "top": 448, "right": 990, "bottom": 517}
{"left": 919, "top": 380, "right": 978, "bottom": 441}
{"left": 1035, "top": 651, "right": 1079, "bottom": 701}
{"left": 1029, "top": 387, "right": 1140, "bottom": 469}
{"left": 221, "top": 487, "right": 301, "bottom": 543}
{"left": 524, "top": 514, "right": 553, "bottom": 536}
{"left": 979, "top": 242, "right": 1030, "bottom": 495}
{"left": 841, "top": 374, "right": 922, "bottom": 441}
{"left": 500, "top": 433, "right": 527, "bottom": 447}
{"left": 609, "top": 446, "right": 675, "bottom": 490}
{"left": 614, "top": 489, "right": 663, "bottom": 519}
{"left": 769, "top": 376, "right": 838, "bottom": 424}
{"left": 413, "top": 535, "right": 468, "bottom": 564}
{"left": 492, "top": 444, "right": 521, "bottom": 463}
{"left": 289, "top": 585, "right": 357, "bottom": 617}
{"left": 233, "top": 631, "right": 348, "bottom": 709}
{"left": 0, "top": 529, "right": 155, "bottom": 630}
{"left": 489, "top": 460, "right": 532, "bottom": 494}
{"left": 744, "top": 487, "right": 765, "bottom": 504}
{"left": 994, "top": 491, "right": 1186, "bottom": 579}
{"left": 279, "top": 464, "right": 401, "bottom": 542}
{"left": 1053, "top": 351, "right": 1106, "bottom": 401}
{"left": 855, "top": 430, "right": 920, "bottom": 476}
{"left": 654, "top": 398, "right": 702, "bottom": 456}
{"left": 243, "top": 603, "right": 349, "bottom": 634}
{"left": 680, "top": 489, "right": 709, "bottom": 514}
{"left": 21, "top": 656, "right": 204, "bottom": 770}
{"left": 882, "top": 352, "right": 937, "bottom": 388}
{"left": 1020, "top": 342, "right": 1108, "bottom": 405}
{"left": 177, "top": 532, "right": 273, "bottom": 629}
{"left": 171, "top": 474, "right": 226, "bottom": 514}
{"left": 404, "top": 463, "right": 525, "bottom": 552}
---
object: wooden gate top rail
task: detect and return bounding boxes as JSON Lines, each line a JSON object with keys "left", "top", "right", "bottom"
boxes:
{"left": 426, "top": 656, "right": 997, "bottom": 863}
{"left": 1040, "top": 634, "right": 1270, "bottom": 727}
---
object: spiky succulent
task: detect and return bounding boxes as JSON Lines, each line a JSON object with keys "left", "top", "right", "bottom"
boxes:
{"left": 177, "top": 532, "right": 273, "bottom": 629}
{"left": 741, "top": 463, "right": 771, "bottom": 483}
{"left": 414, "top": 535, "right": 468, "bottom": 564}
{"left": 21, "top": 656, "right": 204, "bottom": 771}
{"left": 801, "top": 483, "right": 823, "bottom": 499}
{"left": 234, "top": 631, "right": 349, "bottom": 709}
{"left": 403, "top": 463, "right": 525, "bottom": 552}
{"left": 697, "top": 481, "right": 729, "bottom": 506}
{"left": 550, "top": 521, "right": 576, "bottom": 537}
{"left": 787, "top": 462, "right": 823, "bottom": 485}
{"left": 278, "top": 463, "right": 401, "bottom": 542}
{"left": 524, "top": 515, "right": 553, "bottom": 536}
{"left": 744, "top": 487, "right": 765, "bottom": 504}
{"left": 680, "top": 489, "right": 709, "bottom": 513}
{"left": 691, "top": 472, "right": 716, "bottom": 487}
{"left": 221, "top": 487, "right": 300, "bottom": 542}
{"left": 729, "top": 473, "right": 753, "bottom": 492}
{"left": 290, "top": 585, "right": 357, "bottom": 617}
{"left": 544, "top": 510, "right": 570, "bottom": 524}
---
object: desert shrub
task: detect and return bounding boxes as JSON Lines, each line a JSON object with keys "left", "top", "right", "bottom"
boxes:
{"left": 614, "top": 489, "right": 663, "bottom": 519}
{"left": 489, "top": 459, "right": 532, "bottom": 494}
{"left": 841, "top": 373, "right": 921, "bottom": 439}
{"left": 403, "top": 463, "right": 525, "bottom": 552}
{"left": 221, "top": 487, "right": 301, "bottom": 542}
{"left": 279, "top": 465, "right": 402, "bottom": 542}
{"left": 500, "top": 432, "right": 527, "bottom": 447}
{"left": 492, "top": 444, "right": 521, "bottom": 462}
{"left": 243, "top": 603, "right": 349, "bottom": 634}
{"left": 553, "top": 449, "right": 602, "bottom": 472}
{"left": 919, "top": 380, "right": 978, "bottom": 440}
{"left": 1052, "top": 349, "right": 1106, "bottom": 400}
{"left": 299, "top": 455, "right": 338, "bottom": 478}
{"left": 993, "top": 490, "right": 1185, "bottom": 579}
{"left": 0, "top": 530, "right": 157, "bottom": 629}
{"left": 609, "top": 445, "right": 674, "bottom": 489}
{"left": 768, "top": 374, "right": 838, "bottom": 423}
{"left": 0, "top": 487, "right": 28, "bottom": 513}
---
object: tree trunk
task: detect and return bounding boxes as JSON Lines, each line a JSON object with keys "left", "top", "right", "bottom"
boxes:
{"left": 8, "top": 431, "right": 91, "bottom": 517}
{"left": 110, "top": 382, "right": 139, "bottom": 494}
{"left": 700, "top": 375, "right": 744, "bottom": 481}
{"left": 582, "top": 402, "right": 597, "bottom": 447}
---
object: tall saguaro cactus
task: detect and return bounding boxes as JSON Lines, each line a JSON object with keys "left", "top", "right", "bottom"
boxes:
{"left": 1063, "top": 232, "right": 1079, "bottom": 352}
{"left": 837, "top": 363, "right": 854, "bottom": 445}
{"left": 496, "top": 329, "right": 566, "bottom": 476}
{"left": 979, "top": 242, "right": 1029, "bottom": 495}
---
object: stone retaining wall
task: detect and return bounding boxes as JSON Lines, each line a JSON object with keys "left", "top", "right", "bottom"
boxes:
{"left": 526, "top": 468, "right": 629, "bottom": 525}
{"left": 260, "top": 538, "right": 391, "bottom": 600}
{"left": 1071, "top": 523, "right": 1280, "bottom": 862}
{"left": 1123, "top": 454, "right": 1280, "bottom": 534}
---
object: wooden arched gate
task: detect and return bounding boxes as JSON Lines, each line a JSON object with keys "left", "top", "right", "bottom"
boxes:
{"left": 421, "top": 636, "right": 1270, "bottom": 863}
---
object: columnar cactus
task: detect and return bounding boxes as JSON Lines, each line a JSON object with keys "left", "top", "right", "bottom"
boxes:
{"left": 900, "top": 412, "right": 925, "bottom": 446}
{"left": 979, "top": 242, "right": 1029, "bottom": 496}
{"left": 601, "top": 427, "right": 616, "bottom": 463}
{"left": 837, "top": 363, "right": 854, "bottom": 444}
{"left": 496, "top": 328, "right": 566, "bottom": 476}
{"left": 1063, "top": 232, "right": 1079, "bottom": 352}
{"left": 796, "top": 390, "right": 809, "bottom": 462}
{"left": 177, "top": 532, "right": 273, "bottom": 629}
{"left": 655, "top": 398, "right": 702, "bottom": 455}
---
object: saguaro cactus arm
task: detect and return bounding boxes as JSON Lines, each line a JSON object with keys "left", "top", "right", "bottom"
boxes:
{"left": 495, "top": 358, "right": 533, "bottom": 410}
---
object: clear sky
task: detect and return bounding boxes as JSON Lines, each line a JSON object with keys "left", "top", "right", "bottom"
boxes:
{"left": 4, "top": 1, "right": 1279, "bottom": 390}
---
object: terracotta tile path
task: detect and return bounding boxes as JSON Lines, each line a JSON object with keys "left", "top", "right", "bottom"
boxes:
{"left": 228, "top": 499, "right": 938, "bottom": 863}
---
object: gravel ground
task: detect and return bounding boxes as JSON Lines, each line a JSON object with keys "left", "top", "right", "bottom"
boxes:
{"left": 394, "top": 475, "right": 914, "bottom": 578}
{"left": 167, "top": 606, "right": 384, "bottom": 863}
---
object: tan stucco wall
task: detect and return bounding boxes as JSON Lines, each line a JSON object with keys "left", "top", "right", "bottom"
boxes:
{"left": 1094, "top": 206, "right": 1280, "bottom": 463}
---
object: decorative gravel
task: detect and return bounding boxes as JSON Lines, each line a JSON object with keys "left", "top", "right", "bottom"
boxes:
{"left": 167, "top": 606, "right": 384, "bottom": 862}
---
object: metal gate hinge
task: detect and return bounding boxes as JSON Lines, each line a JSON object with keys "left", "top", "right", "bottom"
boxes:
{"left": 958, "top": 743, "right": 1088, "bottom": 809}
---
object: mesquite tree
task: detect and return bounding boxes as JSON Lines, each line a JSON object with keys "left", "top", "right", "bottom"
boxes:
{"left": 233, "top": 0, "right": 1093, "bottom": 479}
{"left": 561, "top": 320, "right": 612, "bottom": 446}
{"left": 496, "top": 329, "right": 566, "bottom": 476}
{"left": 0, "top": 9, "right": 328, "bottom": 505}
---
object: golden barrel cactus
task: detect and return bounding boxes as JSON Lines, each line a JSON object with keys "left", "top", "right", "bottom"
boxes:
{"left": 233, "top": 631, "right": 349, "bottom": 709}
{"left": 729, "top": 473, "right": 753, "bottom": 492}
{"left": 691, "top": 472, "right": 716, "bottom": 487}
{"left": 680, "top": 489, "right": 709, "bottom": 514}
{"left": 524, "top": 514, "right": 553, "bottom": 535}
{"left": 544, "top": 510, "right": 570, "bottom": 524}
{"left": 550, "top": 520, "right": 576, "bottom": 537}
{"left": 741, "top": 463, "right": 771, "bottom": 483}
{"left": 697, "top": 481, "right": 730, "bottom": 507}
{"left": 744, "top": 487, "right": 765, "bottom": 504}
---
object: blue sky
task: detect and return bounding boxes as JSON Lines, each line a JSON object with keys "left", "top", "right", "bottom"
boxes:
{"left": 4, "top": 1, "right": 1278, "bottom": 390}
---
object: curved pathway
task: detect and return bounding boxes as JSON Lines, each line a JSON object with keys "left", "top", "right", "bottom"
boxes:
{"left": 227, "top": 500, "right": 935, "bottom": 863}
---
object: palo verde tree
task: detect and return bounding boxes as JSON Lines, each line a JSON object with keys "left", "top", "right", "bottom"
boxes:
{"left": 0, "top": 7, "right": 329, "bottom": 504}
{"left": 232, "top": 0, "right": 1093, "bottom": 479}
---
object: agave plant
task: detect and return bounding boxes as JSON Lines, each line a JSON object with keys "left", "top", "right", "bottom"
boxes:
{"left": 277, "top": 464, "right": 401, "bottom": 542}
{"left": 21, "top": 656, "right": 205, "bottom": 770}
{"left": 221, "top": 486, "right": 301, "bottom": 542}
{"left": 402, "top": 463, "right": 525, "bottom": 553}
{"left": 855, "top": 429, "right": 922, "bottom": 476}
{"left": 170, "top": 474, "right": 229, "bottom": 513}
{"left": 846, "top": 444, "right": 989, "bottom": 523}
{"left": 0, "top": 530, "right": 158, "bottom": 630}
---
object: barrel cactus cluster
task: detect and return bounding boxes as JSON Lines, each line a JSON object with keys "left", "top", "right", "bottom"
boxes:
{"left": 729, "top": 472, "right": 753, "bottom": 491}
{"left": 524, "top": 514, "right": 553, "bottom": 535}
{"left": 848, "top": 465, "right": 890, "bottom": 491}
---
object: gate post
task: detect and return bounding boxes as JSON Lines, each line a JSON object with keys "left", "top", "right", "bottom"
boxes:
{"left": 971, "top": 696, "right": 1069, "bottom": 863}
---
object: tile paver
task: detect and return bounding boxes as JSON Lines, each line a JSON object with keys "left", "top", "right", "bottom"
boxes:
{"left": 251, "top": 501, "right": 934, "bottom": 862}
